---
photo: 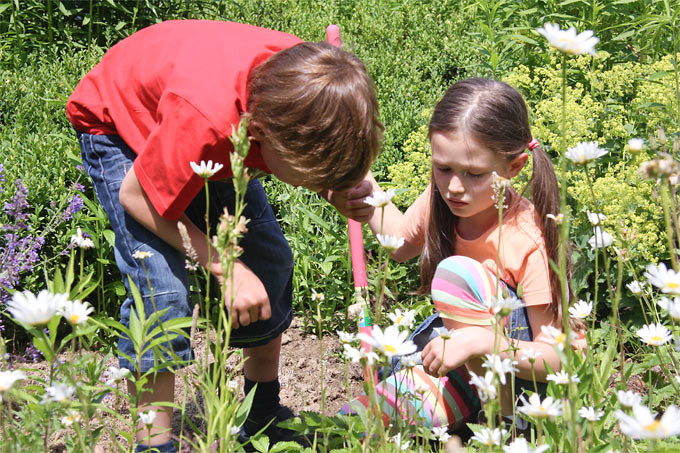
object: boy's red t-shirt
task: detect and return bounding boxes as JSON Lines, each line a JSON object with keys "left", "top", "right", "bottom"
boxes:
{"left": 66, "top": 20, "right": 302, "bottom": 220}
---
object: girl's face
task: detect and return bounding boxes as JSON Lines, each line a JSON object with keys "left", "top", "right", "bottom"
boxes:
{"left": 430, "top": 131, "right": 527, "bottom": 233}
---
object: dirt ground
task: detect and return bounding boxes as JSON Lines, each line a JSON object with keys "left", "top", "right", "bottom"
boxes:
{"left": 22, "top": 317, "right": 365, "bottom": 451}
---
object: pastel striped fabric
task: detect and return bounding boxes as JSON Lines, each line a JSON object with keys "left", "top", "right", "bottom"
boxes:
{"left": 431, "top": 255, "right": 498, "bottom": 325}
{"left": 340, "top": 365, "right": 480, "bottom": 430}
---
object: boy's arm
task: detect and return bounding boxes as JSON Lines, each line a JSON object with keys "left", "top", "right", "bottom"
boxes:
{"left": 119, "top": 167, "right": 270, "bottom": 328}
{"left": 324, "top": 171, "right": 422, "bottom": 262}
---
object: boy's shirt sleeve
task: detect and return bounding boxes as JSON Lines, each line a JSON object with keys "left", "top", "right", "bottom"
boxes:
{"left": 133, "top": 91, "right": 234, "bottom": 220}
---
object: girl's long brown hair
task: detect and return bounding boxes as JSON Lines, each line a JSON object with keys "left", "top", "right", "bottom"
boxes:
{"left": 419, "top": 78, "right": 569, "bottom": 322}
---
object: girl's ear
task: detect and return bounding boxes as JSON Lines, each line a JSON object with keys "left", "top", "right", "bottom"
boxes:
{"left": 508, "top": 152, "right": 529, "bottom": 178}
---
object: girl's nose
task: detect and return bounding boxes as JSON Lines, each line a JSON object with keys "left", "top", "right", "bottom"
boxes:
{"left": 449, "top": 175, "right": 464, "bottom": 195}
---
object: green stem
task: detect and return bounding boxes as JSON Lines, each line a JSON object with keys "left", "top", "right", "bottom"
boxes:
{"left": 660, "top": 182, "right": 679, "bottom": 271}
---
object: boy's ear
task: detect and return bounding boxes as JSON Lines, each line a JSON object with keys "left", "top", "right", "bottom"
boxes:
{"left": 508, "top": 152, "right": 529, "bottom": 178}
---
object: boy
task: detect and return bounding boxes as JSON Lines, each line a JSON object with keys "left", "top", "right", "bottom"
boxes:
{"left": 67, "top": 20, "right": 381, "bottom": 452}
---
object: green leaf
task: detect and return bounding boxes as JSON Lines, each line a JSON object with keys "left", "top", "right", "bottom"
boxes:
{"left": 251, "top": 435, "right": 269, "bottom": 452}
{"left": 235, "top": 384, "right": 256, "bottom": 427}
{"left": 103, "top": 229, "right": 116, "bottom": 248}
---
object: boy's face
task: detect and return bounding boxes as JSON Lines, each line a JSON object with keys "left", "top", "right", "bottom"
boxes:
{"left": 260, "top": 142, "right": 322, "bottom": 192}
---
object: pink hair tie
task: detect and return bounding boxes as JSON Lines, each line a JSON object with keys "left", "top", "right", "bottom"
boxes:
{"left": 527, "top": 138, "right": 540, "bottom": 151}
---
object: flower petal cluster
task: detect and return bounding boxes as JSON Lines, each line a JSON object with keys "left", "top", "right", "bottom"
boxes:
{"left": 568, "top": 300, "right": 593, "bottom": 319}
{"left": 132, "top": 250, "right": 153, "bottom": 261}
{"left": 469, "top": 370, "right": 497, "bottom": 402}
{"left": 310, "top": 288, "right": 325, "bottom": 302}
{"left": 43, "top": 382, "right": 75, "bottom": 403}
{"left": 70, "top": 228, "right": 95, "bottom": 249}
{"left": 364, "top": 189, "right": 396, "bottom": 208}
{"left": 627, "top": 280, "right": 643, "bottom": 295}
{"left": 105, "top": 366, "right": 130, "bottom": 386}
{"left": 644, "top": 263, "right": 680, "bottom": 295}
{"left": 588, "top": 227, "right": 614, "bottom": 249}
{"left": 636, "top": 323, "right": 673, "bottom": 346}
{"left": 517, "top": 393, "right": 562, "bottom": 419}
{"left": 376, "top": 234, "right": 405, "bottom": 251}
{"left": 586, "top": 211, "right": 606, "bottom": 226}
{"left": 579, "top": 406, "right": 604, "bottom": 421}
{"left": 0, "top": 370, "right": 26, "bottom": 400}
{"left": 392, "top": 433, "right": 410, "bottom": 451}
{"left": 658, "top": 297, "right": 680, "bottom": 321}
{"left": 617, "top": 390, "right": 642, "bottom": 408}
{"left": 565, "top": 141, "right": 608, "bottom": 164}
{"left": 472, "top": 427, "right": 507, "bottom": 446}
{"left": 387, "top": 308, "right": 416, "bottom": 329}
{"left": 615, "top": 405, "right": 680, "bottom": 439}
{"left": 7, "top": 290, "right": 66, "bottom": 327}
{"left": 190, "top": 160, "right": 224, "bottom": 178}
{"left": 342, "top": 343, "right": 379, "bottom": 365}
{"left": 61, "top": 410, "right": 82, "bottom": 427}
{"left": 139, "top": 410, "right": 157, "bottom": 426}
{"left": 432, "top": 426, "right": 451, "bottom": 442}
{"left": 357, "top": 325, "right": 417, "bottom": 359}
{"left": 336, "top": 331, "right": 357, "bottom": 344}
{"left": 58, "top": 299, "right": 94, "bottom": 326}
{"left": 482, "top": 354, "right": 518, "bottom": 385}
{"left": 536, "top": 23, "right": 599, "bottom": 55}
{"left": 540, "top": 325, "right": 577, "bottom": 351}
{"left": 628, "top": 138, "right": 644, "bottom": 152}
{"left": 521, "top": 348, "right": 543, "bottom": 362}
{"left": 546, "top": 370, "right": 580, "bottom": 385}
{"left": 489, "top": 293, "right": 524, "bottom": 318}
{"left": 503, "top": 437, "right": 550, "bottom": 453}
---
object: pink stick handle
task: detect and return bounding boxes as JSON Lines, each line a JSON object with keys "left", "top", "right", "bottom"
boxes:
{"left": 325, "top": 24, "right": 342, "bottom": 47}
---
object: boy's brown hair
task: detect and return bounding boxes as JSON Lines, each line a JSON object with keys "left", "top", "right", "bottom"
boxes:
{"left": 247, "top": 42, "right": 383, "bottom": 191}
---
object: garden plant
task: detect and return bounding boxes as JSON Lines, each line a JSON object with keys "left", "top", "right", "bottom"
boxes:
{"left": 2, "top": 0, "right": 680, "bottom": 452}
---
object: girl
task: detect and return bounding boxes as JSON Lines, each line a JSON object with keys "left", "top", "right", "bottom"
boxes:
{"left": 339, "top": 78, "right": 579, "bottom": 431}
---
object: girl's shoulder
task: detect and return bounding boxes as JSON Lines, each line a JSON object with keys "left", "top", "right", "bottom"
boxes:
{"left": 504, "top": 195, "right": 546, "bottom": 251}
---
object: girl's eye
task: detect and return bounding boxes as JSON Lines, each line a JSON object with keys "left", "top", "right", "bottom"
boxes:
{"left": 465, "top": 171, "right": 485, "bottom": 178}
{"left": 435, "top": 166, "right": 450, "bottom": 173}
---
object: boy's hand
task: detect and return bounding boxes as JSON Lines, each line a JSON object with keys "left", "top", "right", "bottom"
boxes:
{"left": 324, "top": 179, "right": 375, "bottom": 222}
{"left": 214, "top": 260, "right": 271, "bottom": 329}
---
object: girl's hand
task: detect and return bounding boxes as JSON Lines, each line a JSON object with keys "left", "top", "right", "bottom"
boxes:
{"left": 422, "top": 326, "right": 492, "bottom": 376}
{"left": 322, "top": 179, "right": 375, "bottom": 222}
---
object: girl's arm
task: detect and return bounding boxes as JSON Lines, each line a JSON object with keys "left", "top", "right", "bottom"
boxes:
{"left": 422, "top": 304, "right": 562, "bottom": 382}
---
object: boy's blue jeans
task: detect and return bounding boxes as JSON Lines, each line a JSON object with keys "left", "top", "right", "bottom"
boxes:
{"left": 78, "top": 133, "right": 294, "bottom": 373}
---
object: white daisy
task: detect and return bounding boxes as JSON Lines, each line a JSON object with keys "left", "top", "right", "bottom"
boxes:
{"left": 568, "top": 300, "right": 593, "bottom": 319}
{"left": 342, "top": 344, "right": 379, "bottom": 365}
{"left": 617, "top": 390, "right": 642, "bottom": 408}
{"left": 628, "top": 138, "right": 644, "bottom": 152}
{"left": 43, "top": 382, "right": 75, "bottom": 403}
{"left": 536, "top": 23, "right": 599, "bottom": 55}
{"left": 588, "top": 227, "right": 614, "bottom": 249}
{"left": 226, "top": 379, "right": 239, "bottom": 393}
{"left": 586, "top": 211, "right": 607, "bottom": 226}
{"left": 392, "top": 432, "right": 410, "bottom": 451}
{"left": 132, "top": 250, "right": 153, "bottom": 261}
{"left": 627, "top": 280, "right": 644, "bottom": 295}
{"left": 503, "top": 437, "right": 550, "bottom": 453}
{"left": 401, "top": 353, "right": 420, "bottom": 370}
{"left": 482, "top": 354, "right": 518, "bottom": 385}
{"left": 139, "top": 410, "right": 157, "bottom": 426}
{"left": 190, "top": 160, "right": 224, "bottom": 178}
{"left": 517, "top": 393, "right": 562, "bottom": 419}
{"left": 643, "top": 262, "right": 680, "bottom": 295}
{"left": 310, "top": 288, "right": 325, "bottom": 302}
{"left": 636, "top": 323, "right": 673, "bottom": 346}
{"left": 541, "top": 325, "right": 577, "bottom": 351}
{"left": 336, "top": 331, "right": 357, "bottom": 344}
{"left": 58, "top": 299, "right": 94, "bottom": 326}
{"left": 61, "top": 410, "right": 82, "bottom": 427}
{"left": 469, "top": 370, "right": 497, "bottom": 402}
{"left": 387, "top": 308, "right": 416, "bottom": 329}
{"left": 70, "top": 228, "right": 95, "bottom": 249}
{"left": 432, "top": 426, "right": 451, "bottom": 442}
{"left": 565, "top": 141, "right": 608, "bottom": 164}
{"left": 521, "top": 348, "right": 544, "bottom": 362}
{"left": 657, "top": 297, "right": 680, "bottom": 321}
{"left": 489, "top": 293, "right": 524, "bottom": 318}
{"left": 230, "top": 425, "right": 241, "bottom": 436}
{"left": 546, "top": 213, "right": 564, "bottom": 224}
{"left": 357, "top": 325, "right": 417, "bottom": 359}
{"left": 0, "top": 370, "right": 26, "bottom": 401}
{"left": 579, "top": 406, "right": 604, "bottom": 422}
{"left": 615, "top": 404, "right": 680, "bottom": 439}
{"left": 376, "top": 234, "right": 405, "bottom": 251}
{"left": 364, "top": 189, "right": 396, "bottom": 208}
{"left": 546, "top": 370, "right": 580, "bottom": 385}
{"left": 105, "top": 366, "right": 130, "bottom": 386}
{"left": 472, "top": 427, "right": 507, "bottom": 446}
{"left": 7, "top": 290, "right": 66, "bottom": 327}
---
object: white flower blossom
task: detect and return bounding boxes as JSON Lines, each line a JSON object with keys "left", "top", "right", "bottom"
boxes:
{"left": 105, "top": 366, "right": 130, "bottom": 386}
{"left": 43, "top": 382, "right": 75, "bottom": 403}
{"left": 503, "top": 437, "right": 550, "bottom": 453}
{"left": 546, "top": 370, "right": 580, "bottom": 385}
{"left": 536, "top": 23, "right": 599, "bottom": 55}
{"left": 482, "top": 354, "right": 518, "bottom": 385}
{"left": 311, "top": 288, "right": 325, "bottom": 302}
{"left": 432, "top": 426, "right": 451, "bottom": 442}
{"left": 617, "top": 390, "right": 642, "bottom": 408}
{"left": 566, "top": 141, "right": 608, "bottom": 164}
{"left": 387, "top": 308, "right": 416, "bottom": 329}
{"left": 637, "top": 323, "right": 673, "bottom": 346}
{"left": 469, "top": 370, "right": 497, "bottom": 402}
{"left": 61, "top": 410, "right": 82, "bottom": 427}
{"left": 627, "top": 280, "right": 644, "bottom": 295}
{"left": 579, "top": 406, "right": 604, "bottom": 421}
{"left": 586, "top": 211, "right": 607, "bottom": 226}
{"left": 489, "top": 293, "right": 524, "bottom": 318}
{"left": 546, "top": 213, "right": 564, "bottom": 224}
{"left": 615, "top": 404, "right": 680, "bottom": 439}
{"left": 643, "top": 262, "right": 680, "bottom": 295}
{"left": 357, "top": 325, "right": 416, "bottom": 359}
{"left": 58, "top": 299, "right": 94, "bottom": 326}
{"left": 230, "top": 425, "right": 241, "bottom": 436}
{"left": 588, "top": 227, "right": 614, "bottom": 249}
{"left": 336, "top": 331, "right": 357, "bottom": 344}
{"left": 364, "top": 189, "right": 396, "bottom": 208}
{"left": 568, "top": 300, "right": 593, "bottom": 319}
{"left": 472, "top": 427, "right": 507, "bottom": 446}
{"left": 139, "top": 410, "right": 157, "bottom": 426}
{"left": 7, "top": 290, "right": 66, "bottom": 327}
{"left": 628, "top": 138, "right": 644, "bottom": 152}
{"left": 541, "top": 325, "right": 576, "bottom": 351}
{"left": 342, "top": 344, "right": 379, "bottom": 365}
{"left": 132, "top": 250, "right": 153, "bottom": 261}
{"left": 190, "top": 160, "right": 224, "bottom": 178}
{"left": 658, "top": 297, "right": 680, "bottom": 321}
{"left": 376, "top": 234, "right": 405, "bottom": 251}
{"left": 0, "top": 370, "right": 26, "bottom": 401}
{"left": 392, "top": 432, "right": 410, "bottom": 451}
{"left": 70, "top": 228, "right": 95, "bottom": 249}
{"left": 521, "top": 348, "right": 544, "bottom": 362}
{"left": 401, "top": 353, "right": 420, "bottom": 370}
{"left": 517, "top": 393, "right": 562, "bottom": 419}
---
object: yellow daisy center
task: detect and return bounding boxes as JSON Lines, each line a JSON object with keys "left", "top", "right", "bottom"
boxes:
{"left": 650, "top": 335, "right": 663, "bottom": 344}
{"left": 643, "top": 420, "right": 662, "bottom": 432}
{"left": 69, "top": 314, "right": 81, "bottom": 324}
{"left": 384, "top": 345, "right": 397, "bottom": 354}
{"left": 666, "top": 282, "right": 680, "bottom": 290}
